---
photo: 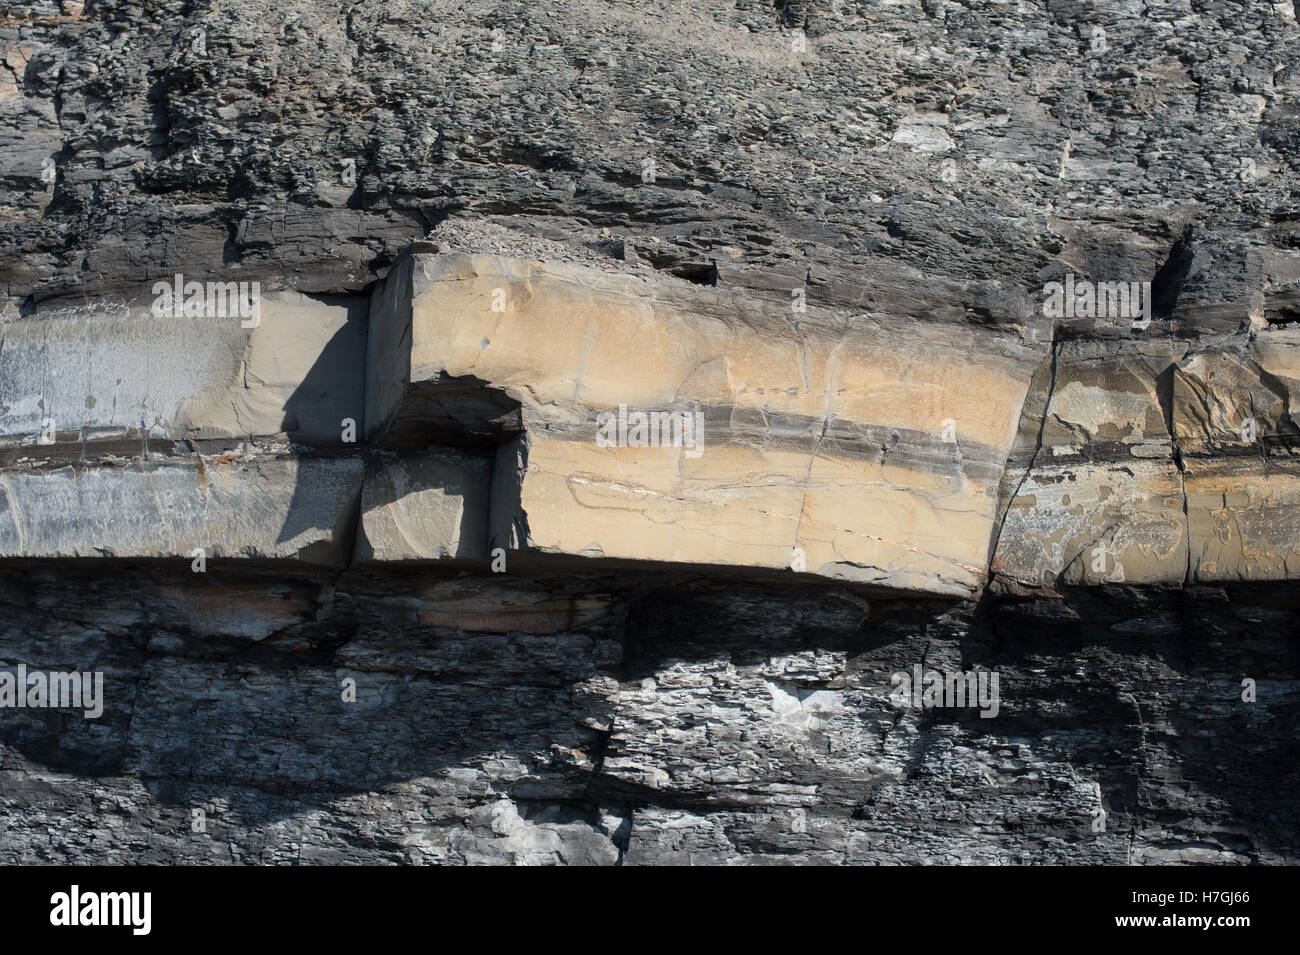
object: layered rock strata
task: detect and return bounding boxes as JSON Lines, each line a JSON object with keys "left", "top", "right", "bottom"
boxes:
{"left": 992, "top": 330, "right": 1300, "bottom": 590}
{"left": 367, "top": 251, "right": 1043, "bottom": 594}
{"left": 2, "top": 0, "right": 1299, "bottom": 866}
{"left": 1, "top": 564, "right": 1295, "bottom": 865}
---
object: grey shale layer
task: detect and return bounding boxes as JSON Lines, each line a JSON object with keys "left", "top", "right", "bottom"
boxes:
{"left": 0, "top": 0, "right": 1298, "bottom": 864}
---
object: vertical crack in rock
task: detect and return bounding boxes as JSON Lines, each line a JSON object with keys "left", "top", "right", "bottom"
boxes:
{"left": 1123, "top": 692, "right": 1147, "bottom": 867}
{"left": 989, "top": 337, "right": 1060, "bottom": 587}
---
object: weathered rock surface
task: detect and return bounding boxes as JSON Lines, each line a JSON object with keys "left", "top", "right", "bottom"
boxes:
{"left": 354, "top": 449, "right": 492, "bottom": 562}
{"left": 0, "top": 291, "right": 367, "bottom": 446}
{"left": 1, "top": 566, "right": 1295, "bottom": 865}
{"left": 1, "top": 0, "right": 1299, "bottom": 865}
{"left": 0, "top": 452, "right": 364, "bottom": 564}
{"left": 992, "top": 331, "right": 1300, "bottom": 590}
{"left": 369, "top": 251, "right": 1039, "bottom": 595}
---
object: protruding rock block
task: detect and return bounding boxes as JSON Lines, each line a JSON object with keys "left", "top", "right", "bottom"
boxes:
{"left": 354, "top": 450, "right": 492, "bottom": 562}
{"left": 367, "top": 252, "right": 1042, "bottom": 595}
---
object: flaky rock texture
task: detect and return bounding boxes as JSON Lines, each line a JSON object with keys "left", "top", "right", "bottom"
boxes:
{"left": 2, "top": 566, "right": 1297, "bottom": 864}
{"left": 1, "top": 0, "right": 1299, "bottom": 864}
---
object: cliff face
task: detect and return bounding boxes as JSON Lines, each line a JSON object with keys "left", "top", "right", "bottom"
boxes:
{"left": 1, "top": 0, "right": 1298, "bottom": 864}
{"left": 3, "top": 565, "right": 1297, "bottom": 864}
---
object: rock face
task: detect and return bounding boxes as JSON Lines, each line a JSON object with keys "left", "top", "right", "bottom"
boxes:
{"left": 992, "top": 333, "right": 1300, "bottom": 589}
{"left": 368, "top": 251, "right": 1040, "bottom": 594}
{"left": 2, "top": 565, "right": 1297, "bottom": 865}
{"left": 2, "top": 0, "right": 1299, "bottom": 865}
{"left": 0, "top": 453, "right": 364, "bottom": 563}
